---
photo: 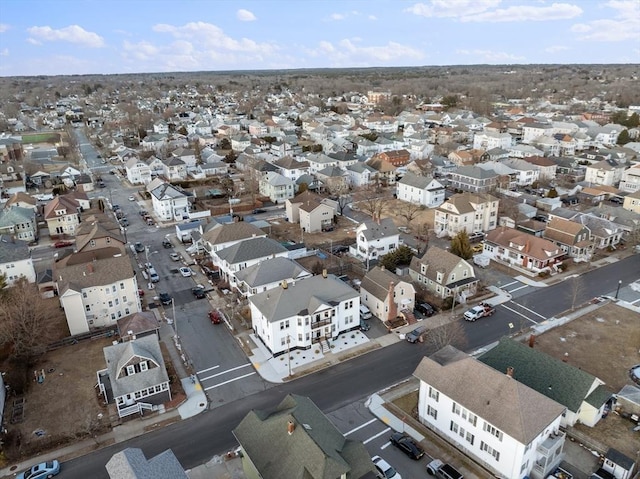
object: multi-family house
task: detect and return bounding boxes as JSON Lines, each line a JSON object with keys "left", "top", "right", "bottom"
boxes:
{"left": 234, "top": 257, "right": 312, "bottom": 297}
{"left": 171, "top": 147, "right": 197, "bottom": 168}
{"left": 479, "top": 338, "right": 609, "bottom": 428}
{"left": 414, "top": 346, "right": 566, "bottom": 479}
{"left": 448, "top": 166, "right": 498, "bottom": 193}
{"left": 3, "top": 192, "right": 38, "bottom": 210}
{"left": 483, "top": 226, "right": 564, "bottom": 274}
{"left": 351, "top": 218, "right": 399, "bottom": 262}
{"left": 345, "top": 162, "right": 376, "bottom": 187}
{"left": 162, "top": 157, "right": 188, "bottom": 181}
{"left": 259, "top": 171, "right": 296, "bottom": 204}
{"left": 619, "top": 164, "right": 640, "bottom": 193}
{"left": 249, "top": 273, "right": 360, "bottom": 356}
{"left": 97, "top": 334, "right": 171, "bottom": 418}
{"left": 149, "top": 182, "right": 190, "bottom": 221}
{"left": 0, "top": 206, "right": 37, "bottom": 242}
{"left": 285, "top": 190, "right": 336, "bottom": 233}
{"left": 585, "top": 159, "right": 625, "bottom": 187}
{"left": 360, "top": 266, "right": 415, "bottom": 322}
{"left": 366, "top": 155, "right": 399, "bottom": 186}
{"left": 201, "top": 222, "right": 266, "bottom": 258}
{"left": 434, "top": 192, "right": 499, "bottom": 237}
{"left": 147, "top": 156, "right": 165, "bottom": 177}
{"left": 125, "top": 157, "right": 152, "bottom": 185}
{"left": 522, "top": 155, "right": 558, "bottom": 181}
{"left": 213, "top": 236, "right": 289, "bottom": 287}
{"left": 522, "top": 122, "right": 553, "bottom": 143}
{"left": 395, "top": 172, "right": 445, "bottom": 208}
{"left": 43, "top": 195, "right": 81, "bottom": 236}
{"left": 0, "top": 236, "right": 36, "bottom": 286}
{"left": 623, "top": 190, "right": 640, "bottom": 214}
{"left": 543, "top": 217, "right": 593, "bottom": 258}
{"left": 233, "top": 394, "right": 377, "bottom": 479}
{"left": 473, "top": 131, "right": 513, "bottom": 150}
{"left": 315, "top": 165, "right": 349, "bottom": 192}
{"left": 408, "top": 246, "right": 478, "bottom": 300}
{"left": 501, "top": 158, "right": 540, "bottom": 186}
{"left": 56, "top": 255, "right": 141, "bottom": 335}
{"left": 274, "top": 156, "right": 309, "bottom": 182}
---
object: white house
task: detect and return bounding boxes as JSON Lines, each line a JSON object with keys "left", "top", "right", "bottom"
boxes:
{"left": 360, "top": 266, "right": 415, "bottom": 322}
{"left": 414, "top": 346, "right": 566, "bottom": 479}
{"left": 434, "top": 192, "right": 499, "bottom": 237}
{"left": 234, "top": 256, "right": 312, "bottom": 297}
{"left": 162, "top": 157, "right": 188, "bottom": 181}
{"left": 249, "top": 273, "right": 360, "bottom": 356}
{"left": 149, "top": 182, "right": 190, "bottom": 221}
{"left": 585, "top": 159, "right": 625, "bottom": 187}
{"left": 473, "top": 131, "right": 513, "bottom": 150}
{"left": 345, "top": 162, "right": 376, "bottom": 187}
{"left": 259, "top": 171, "right": 296, "bottom": 204}
{"left": 619, "top": 164, "right": 640, "bottom": 193}
{"left": 350, "top": 218, "right": 400, "bottom": 262}
{"left": 125, "top": 158, "right": 152, "bottom": 185}
{"left": 56, "top": 255, "right": 141, "bottom": 335}
{"left": 0, "top": 236, "right": 36, "bottom": 286}
{"left": 395, "top": 173, "right": 445, "bottom": 208}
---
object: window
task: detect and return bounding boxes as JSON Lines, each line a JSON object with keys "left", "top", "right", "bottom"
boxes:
{"left": 480, "top": 441, "right": 501, "bottom": 461}
{"left": 427, "top": 405, "right": 437, "bottom": 419}
{"left": 90, "top": 240, "right": 96, "bottom": 247}
{"left": 465, "top": 431, "right": 474, "bottom": 445}
{"left": 120, "top": 282, "right": 125, "bottom": 290}
{"left": 82, "top": 292, "right": 88, "bottom": 298}
{"left": 428, "top": 386, "right": 439, "bottom": 401}
{"left": 108, "top": 301, "right": 113, "bottom": 308}
{"left": 126, "top": 365, "right": 135, "bottom": 376}
{"left": 483, "top": 422, "right": 504, "bottom": 441}
{"left": 85, "top": 304, "right": 91, "bottom": 312}
{"left": 140, "top": 361, "right": 148, "bottom": 372}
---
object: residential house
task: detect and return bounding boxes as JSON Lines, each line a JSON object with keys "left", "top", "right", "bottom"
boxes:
{"left": 448, "top": 149, "right": 483, "bottom": 167}
{"left": 345, "top": 162, "right": 376, "bottom": 187}
{"left": 150, "top": 182, "right": 190, "bottom": 221}
{"left": 214, "top": 236, "right": 289, "bottom": 287}
{"left": 106, "top": 448, "right": 188, "bottom": 479}
{"left": 351, "top": 218, "right": 399, "bottom": 262}
{"left": 125, "top": 158, "right": 152, "bottom": 185}
{"left": 479, "top": 338, "right": 610, "bottom": 428}
{"left": 366, "top": 155, "right": 399, "bottom": 186}
{"left": 43, "top": 195, "right": 81, "bottom": 236}
{"left": 585, "top": 159, "right": 625, "bottom": 187}
{"left": 234, "top": 257, "right": 312, "bottom": 297}
{"left": 56, "top": 255, "right": 141, "bottom": 335}
{"left": 448, "top": 166, "right": 498, "bottom": 193}
{"left": 3, "top": 192, "right": 37, "bottom": 211}
{"left": 623, "top": 190, "right": 640, "bottom": 214}
{"left": 0, "top": 236, "right": 36, "bottom": 286}
{"left": 573, "top": 213, "right": 624, "bottom": 250}
{"left": 473, "top": 131, "right": 513, "bottom": 150}
{"left": 201, "top": 222, "right": 266, "bottom": 258}
{"left": 483, "top": 226, "right": 564, "bottom": 275}
{"left": 0, "top": 206, "right": 37, "bottom": 242}
{"left": 147, "top": 156, "right": 165, "bottom": 177}
{"left": 396, "top": 173, "right": 445, "bottom": 208}
{"left": 274, "top": 156, "right": 309, "bottom": 183}
{"left": 522, "top": 122, "right": 553, "bottom": 143}
{"left": 116, "top": 311, "right": 160, "bottom": 340}
{"left": 360, "top": 266, "right": 415, "bottom": 322}
{"left": 175, "top": 220, "right": 204, "bottom": 243}
{"left": 259, "top": 171, "right": 296, "bottom": 204}
{"left": 414, "top": 346, "right": 566, "bottom": 479}
{"left": 97, "top": 335, "right": 171, "bottom": 418}
{"left": 171, "top": 147, "right": 197, "bottom": 168}
{"left": 315, "top": 165, "right": 349, "bottom": 192}
{"left": 249, "top": 273, "right": 360, "bottom": 356}
{"left": 522, "top": 156, "right": 558, "bottom": 181}
{"left": 408, "top": 246, "right": 478, "bottom": 300}
{"left": 233, "top": 394, "right": 377, "bottom": 479}
{"left": 508, "top": 144, "right": 544, "bottom": 158}
{"left": 543, "top": 217, "right": 593, "bottom": 258}
{"left": 592, "top": 448, "right": 636, "bottom": 479}
{"left": 162, "top": 157, "right": 187, "bottom": 181}
{"left": 619, "top": 164, "right": 640, "bottom": 193}
{"left": 501, "top": 158, "right": 540, "bottom": 186}
{"left": 286, "top": 190, "right": 336, "bottom": 233}
{"left": 434, "top": 192, "right": 499, "bottom": 237}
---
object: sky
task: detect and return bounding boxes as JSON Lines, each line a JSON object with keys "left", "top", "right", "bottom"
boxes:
{"left": 0, "top": 0, "right": 638, "bottom": 77}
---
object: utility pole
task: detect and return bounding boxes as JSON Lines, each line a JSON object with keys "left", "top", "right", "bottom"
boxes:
{"left": 287, "top": 335, "right": 292, "bottom": 378}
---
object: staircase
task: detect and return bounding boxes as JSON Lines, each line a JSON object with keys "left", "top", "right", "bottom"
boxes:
{"left": 401, "top": 309, "right": 418, "bottom": 325}
{"left": 321, "top": 338, "right": 331, "bottom": 353}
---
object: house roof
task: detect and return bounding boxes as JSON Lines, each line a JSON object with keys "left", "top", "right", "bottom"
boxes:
{"left": 360, "top": 218, "right": 399, "bottom": 241}
{"left": 485, "top": 226, "right": 562, "bottom": 261}
{"left": 478, "top": 338, "right": 606, "bottom": 413}
{"left": 233, "top": 394, "right": 375, "bottom": 479}
{"left": 409, "top": 246, "right": 470, "bottom": 286}
{"left": 360, "top": 266, "right": 403, "bottom": 302}
{"left": 234, "top": 257, "right": 310, "bottom": 288}
{"left": 150, "top": 183, "right": 188, "bottom": 200}
{"left": 437, "top": 191, "right": 498, "bottom": 215}
{"left": 249, "top": 274, "right": 358, "bottom": 322}
{"left": 397, "top": 172, "right": 437, "bottom": 189}
{"left": 117, "top": 312, "right": 160, "bottom": 338}
{"left": 56, "top": 255, "right": 134, "bottom": 294}
{"left": 216, "top": 236, "right": 288, "bottom": 265}
{"left": 43, "top": 195, "right": 80, "bottom": 220}
{"left": 414, "top": 346, "right": 565, "bottom": 444}
{"left": 103, "top": 335, "right": 168, "bottom": 400}
{"left": 0, "top": 235, "right": 30, "bottom": 263}
{"left": 106, "top": 447, "right": 188, "bottom": 479}
{"left": 0, "top": 206, "right": 34, "bottom": 228}
{"left": 75, "top": 221, "right": 125, "bottom": 251}
{"left": 202, "top": 222, "right": 265, "bottom": 246}
{"left": 543, "top": 217, "right": 588, "bottom": 246}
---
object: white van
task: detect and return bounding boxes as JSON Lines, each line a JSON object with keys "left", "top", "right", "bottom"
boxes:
{"left": 359, "top": 305, "right": 372, "bottom": 320}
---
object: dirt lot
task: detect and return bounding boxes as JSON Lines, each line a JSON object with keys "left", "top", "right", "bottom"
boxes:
{"left": 393, "top": 302, "right": 640, "bottom": 460}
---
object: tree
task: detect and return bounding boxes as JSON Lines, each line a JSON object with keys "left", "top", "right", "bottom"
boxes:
{"left": 379, "top": 245, "right": 414, "bottom": 271}
{"left": 450, "top": 231, "right": 473, "bottom": 260}
{"left": 442, "top": 94, "right": 459, "bottom": 110}
{"left": 0, "top": 278, "right": 60, "bottom": 362}
{"left": 617, "top": 129, "right": 630, "bottom": 145}
{"left": 326, "top": 181, "right": 351, "bottom": 216}
{"left": 353, "top": 187, "right": 388, "bottom": 221}
{"left": 425, "top": 320, "right": 467, "bottom": 351}
{"left": 546, "top": 188, "right": 558, "bottom": 198}
{"left": 397, "top": 201, "right": 424, "bottom": 226}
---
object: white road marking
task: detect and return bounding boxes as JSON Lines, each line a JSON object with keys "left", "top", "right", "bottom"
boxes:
{"left": 630, "top": 298, "right": 640, "bottom": 305}
{"left": 197, "top": 365, "right": 220, "bottom": 375}
{"left": 204, "top": 372, "right": 256, "bottom": 390}
{"left": 507, "top": 284, "right": 529, "bottom": 293}
{"left": 500, "top": 303, "right": 540, "bottom": 324}
{"left": 502, "top": 280, "right": 519, "bottom": 288}
{"left": 363, "top": 427, "right": 391, "bottom": 445}
{"left": 200, "top": 363, "right": 252, "bottom": 382}
{"left": 509, "top": 301, "right": 547, "bottom": 320}
{"left": 344, "top": 418, "right": 377, "bottom": 436}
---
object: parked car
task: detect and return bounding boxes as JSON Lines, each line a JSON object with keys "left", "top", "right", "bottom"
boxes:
{"left": 162, "top": 238, "right": 173, "bottom": 248}
{"left": 426, "top": 459, "right": 463, "bottom": 479}
{"left": 169, "top": 252, "right": 181, "bottom": 261}
{"left": 406, "top": 325, "right": 428, "bottom": 343}
{"left": 17, "top": 460, "right": 60, "bottom": 479}
{"left": 415, "top": 302, "right": 436, "bottom": 317}
{"left": 359, "top": 319, "right": 371, "bottom": 331}
{"left": 472, "top": 243, "right": 483, "bottom": 253}
{"left": 128, "top": 195, "right": 136, "bottom": 201}
{"left": 372, "top": 456, "right": 401, "bottom": 479}
{"left": 53, "top": 241, "right": 73, "bottom": 248}
{"left": 209, "top": 310, "right": 222, "bottom": 324}
{"left": 389, "top": 432, "right": 424, "bottom": 460}
{"left": 134, "top": 242, "right": 145, "bottom": 253}
{"left": 179, "top": 267, "right": 193, "bottom": 277}
{"left": 468, "top": 231, "right": 485, "bottom": 243}
{"left": 158, "top": 292, "right": 172, "bottom": 305}
{"left": 191, "top": 285, "right": 207, "bottom": 299}
{"left": 252, "top": 208, "right": 266, "bottom": 214}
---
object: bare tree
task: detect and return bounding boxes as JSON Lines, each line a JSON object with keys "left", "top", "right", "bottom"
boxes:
{"left": 0, "top": 278, "right": 61, "bottom": 361}
{"left": 326, "top": 181, "right": 351, "bottom": 215}
{"left": 567, "top": 275, "right": 585, "bottom": 311}
{"left": 353, "top": 187, "right": 389, "bottom": 221}
{"left": 397, "top": 201, "right": 425, "bottom": 227}
{"left": 425, "top": 320, "right": 467, "bottom": 351}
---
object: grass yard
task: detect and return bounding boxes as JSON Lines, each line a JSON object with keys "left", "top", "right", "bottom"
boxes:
{"left": 21, "top": 132, "right": 62, "bottom": 144}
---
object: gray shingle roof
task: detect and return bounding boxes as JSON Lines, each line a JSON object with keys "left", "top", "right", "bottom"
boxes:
{"left": 234, "top": 257, "right": 310, "bottom": 289}
{"left": 56, "top": 255, "right": 134, "bottom": 294}
{"left": 0, "top": 236, "right": 30, "bottom": 263}
{"left": 106, "top": 447, "right": 188, "bottom": 479}
{"left": 360, "top": 267, "right": 400, "bottom": 302}
{"left": 361, "top": 218, "right": 398, "bottom": 240}
{"left": 414, "top": 346, "right": 565, "bottom": 444}
{"left": 216, "top": 237, "right": 288, "bottom": 264}
{"left": 478, "top": 338, "right": 605, "bottom": 413}
{"left": 397, "top": 172, "right": 434, "bottom": 189}
{"left": 202, "top": 222, "right": 265, "bottom": 246}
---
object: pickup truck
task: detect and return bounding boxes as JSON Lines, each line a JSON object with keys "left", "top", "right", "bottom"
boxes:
{"left": 463, "top": 302, "right": 496, "bottom": 321}
{"left": 426, "top": 459, "right": 463, "bottom": 479}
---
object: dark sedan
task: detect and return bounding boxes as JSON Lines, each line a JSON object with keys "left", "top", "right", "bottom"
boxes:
{"left": 159, "top": 292, "right": 172, "bottom": 305}
{"left": 389, "top": 432, "right": 425, "bottom": 460}
{"left": 415, "top": 302, "right": 436, "bottom": 317}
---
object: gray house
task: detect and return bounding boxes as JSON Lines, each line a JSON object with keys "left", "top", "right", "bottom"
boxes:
{"left": 106, "top": 447, "right": 188, "bottom": 479}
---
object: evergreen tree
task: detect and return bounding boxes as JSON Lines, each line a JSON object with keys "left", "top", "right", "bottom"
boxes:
{"left": 450, "top": 231, "right": 473, "bottom": 260}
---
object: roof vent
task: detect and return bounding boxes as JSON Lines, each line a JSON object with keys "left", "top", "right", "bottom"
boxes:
{"left": 302, "top": 423, "right": 312, "bottom": 430}
{"left": 281, "top": 280, "right": 288, "bottom": 289}
{"left": 287, "top": 420, "right": 295, "bottom": 435}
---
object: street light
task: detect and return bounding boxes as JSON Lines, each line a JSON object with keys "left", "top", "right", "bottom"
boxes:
{"left": 615, "top": 280, "right": 622, "bottom": 299}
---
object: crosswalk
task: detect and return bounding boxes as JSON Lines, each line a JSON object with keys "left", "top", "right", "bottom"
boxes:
{"left": 196, "top": 363, "right": 256, "bottom": 391}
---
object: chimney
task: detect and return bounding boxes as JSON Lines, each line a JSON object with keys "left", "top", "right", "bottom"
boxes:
{"left": 528, "top": 334, "right": 536, "bottom": 348}
{"left": 287, "top": 420, "right": 295, "bottom": 435}
{"left": 281, "top": 280, "right": 288, "bottom": 289}
{"left": 506, "top": 367, "right": 514, "bottom": 378}
{"left": 386, "top": 282, "right": 397, "bottom": 322}
{"left": 322, "top": 269, "right": 327, "bottom": 278}
{"left": 87, "top": 263, "right": 94, "bottom": 274}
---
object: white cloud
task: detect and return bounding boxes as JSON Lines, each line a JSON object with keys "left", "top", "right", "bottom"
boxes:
{"left": 368, "top": 15, "right": 377, "bottom": 20}
{"left": 306, "top": 38, "right": 424, "bottom": 66}
{"left": 0, "top": 48, "right": 8, "bottom": 56}
{"left": 236, "top": 9, "right": 257, "bottom": 22}
{"left": 456, "top": 49, "right": 525, "bottom": 62}
{"left": 330, "top": 13, "right": 346, "bottom": 20}
{"left": 462, "top": 3, "right": 582, "bottom": 22}
{"left": 0, "top": 24, "right": 9, "bottom": 33}
{"left": 404, "top": 0, "right": 501, "bottom": 18}
{"left": 26, "top": 25, "right": 104, "bottom": 48}
{"left": 571, "top": 0, "right": 640, "bottom": 42}
{"left": 545, "top": 45, "right": 569, "bottom": 53}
